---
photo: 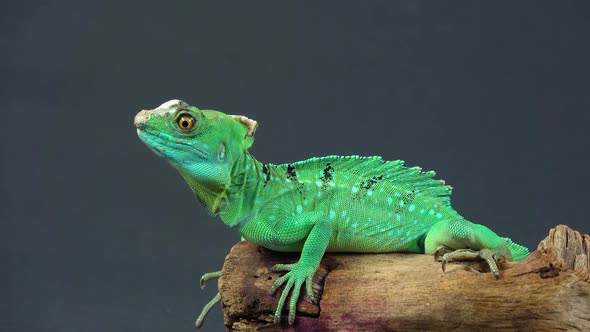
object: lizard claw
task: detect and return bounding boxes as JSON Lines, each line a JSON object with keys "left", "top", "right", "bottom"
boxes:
{"left": 439, "top": 249, "right": 506, "bottom": 279}
{"left": 268, "top": 262, "right": 317, "bottom": 325}
{"left": 434, "top": 245, "right": 454, "bottom": 262}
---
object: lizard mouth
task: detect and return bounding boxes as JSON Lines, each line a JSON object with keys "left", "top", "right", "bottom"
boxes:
{"left": 136, "top": 129, "right": 212, "bottom": 161}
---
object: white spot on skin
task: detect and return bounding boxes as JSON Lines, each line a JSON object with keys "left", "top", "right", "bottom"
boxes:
{"left": 316, "top": 181, "right": 323, "bottom": 187}
{"left": 342, "top": 210, "right": 347, "bottom": 217}
{"left": 367, "top": 190, "right": 373, "bottom": 197}
{"left": 396, "top": 214, "right": 401, "bottom": 221}
{"left": 386, "top": 197, "right": 393, "bottom": 205}
{"left": 408, "top": 204, "right": 416, "bottom": 212}
{"left": 399, "top": 200, "right": 405, "bottom": 207}
{"left": 330, "top": 210, "right": 336, "bottom": 219}
{"left": 429, "top": 209, "right": 435, "bottom": 216}
{"left": 352, "top": 187, "right": 359, "bottom": 194}
{"left": 296, "top": 205, "right": 303, "bottom": 214}
{"left": 436, "top": 213, "right": 443, "bottom": 219}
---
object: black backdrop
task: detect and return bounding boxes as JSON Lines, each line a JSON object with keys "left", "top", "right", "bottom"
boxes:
{"left": 3, "top": 1, "right": 589, "bottom": 331}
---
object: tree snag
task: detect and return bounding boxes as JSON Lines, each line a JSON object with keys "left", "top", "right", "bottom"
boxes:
{"left": 217, "top": 225, "right": 590, "bottom": 331}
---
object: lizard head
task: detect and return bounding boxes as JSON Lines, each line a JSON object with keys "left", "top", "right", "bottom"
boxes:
{"left": 134, "top": 99, "right": 257, "bottom": 212}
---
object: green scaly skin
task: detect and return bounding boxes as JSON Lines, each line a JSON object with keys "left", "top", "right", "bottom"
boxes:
{"left": 134, "top": 100, "right": 530, "bottom": 327}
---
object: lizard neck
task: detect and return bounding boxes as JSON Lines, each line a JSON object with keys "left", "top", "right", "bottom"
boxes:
{"left": 218, "top": 151, "right": 265, "bottom": 228}
{"left": 178, "top": 167, "right": 227, "bottom": 216}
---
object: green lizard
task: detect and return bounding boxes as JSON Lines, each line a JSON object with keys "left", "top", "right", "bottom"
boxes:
{"left": 134, "top": 99, "right": 530, "bottom": 327}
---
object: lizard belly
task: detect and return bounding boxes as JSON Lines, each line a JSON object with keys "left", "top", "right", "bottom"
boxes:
{"left": 326, "top": 219, "right": 428, "bottom": 253}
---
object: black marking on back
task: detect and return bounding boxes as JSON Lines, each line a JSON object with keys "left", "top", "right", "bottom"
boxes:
{"left": 286, "top": 164, "right": 297, "bottom": 181}
{"left": 319, "top": 163, "right": 335, "bottom": 190}
{"left": 286, "top": 163, "right": 305, "bottom": 196}
{"left": 262, "top": 164, "right": 270, "bottom": 186}
{"left": 352, "top": 175, "right": 385, "bottom": 200}
{"left": 322, "top": 163, "right": 334, "bottom": 181}
{"left": 360, "top": 175, "right": 383, "bottom": 190}
{"left": 395, "top": 190, "right": 417, "bottom": 213}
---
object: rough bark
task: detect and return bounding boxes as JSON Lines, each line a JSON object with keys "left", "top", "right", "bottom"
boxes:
{"left": 218, "top": 225, "right": 590, "bottom": 331}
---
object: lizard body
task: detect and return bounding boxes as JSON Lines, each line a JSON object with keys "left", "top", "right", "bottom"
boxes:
{"left": 134, "top": 100, "right": 529, "bottom": 327}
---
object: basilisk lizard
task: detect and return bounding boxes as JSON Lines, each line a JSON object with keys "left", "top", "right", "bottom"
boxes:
{"left": 134, "top": 99, "right": 530, "bottom": 327}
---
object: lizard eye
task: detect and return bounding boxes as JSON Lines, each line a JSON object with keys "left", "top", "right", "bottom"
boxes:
{"left": 177, "top": 115, "right": 196, "bottom": 131}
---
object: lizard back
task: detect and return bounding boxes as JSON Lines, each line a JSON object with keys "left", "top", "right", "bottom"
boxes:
{"left": 256, "top": 155, "right": 460, "bottom": 253}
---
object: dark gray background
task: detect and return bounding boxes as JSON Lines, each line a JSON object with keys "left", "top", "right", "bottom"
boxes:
{"left": 3, "top": 1, "right": 589, "bottom": 331}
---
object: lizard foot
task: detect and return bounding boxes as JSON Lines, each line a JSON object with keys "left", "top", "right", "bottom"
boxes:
{"left": 440, "top": 248, "right": 506, "bottom": 279}
{"left": 268, "top": 263, "right": 316, "bottom": 325}
{"left": 195, "top": 292, "right": 221, "bottom": 329}
{"left": 194, "top": 270, "right": 222, "bottom": 328}
{"left": 199, "top": 270, "right": 221, "bottom": 289}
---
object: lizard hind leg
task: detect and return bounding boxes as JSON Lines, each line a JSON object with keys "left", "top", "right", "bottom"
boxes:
{"left": 424, "top": 219, "right": 512, "bottom": 279}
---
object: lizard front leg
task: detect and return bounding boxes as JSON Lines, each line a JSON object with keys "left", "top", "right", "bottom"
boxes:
{"left": 268, "top": 219, "right": 331, "bottom": 324}
{"left": 241, "top": 212, "right": 329, "bottom": 325}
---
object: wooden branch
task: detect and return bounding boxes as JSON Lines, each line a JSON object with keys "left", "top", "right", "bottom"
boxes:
{"left": 218, "top": 225, "right": 590, "bottom": 331}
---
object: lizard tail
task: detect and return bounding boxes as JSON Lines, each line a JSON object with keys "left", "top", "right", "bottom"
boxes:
{"left": 503, "top": 237, "right": 530, "bottom": 261}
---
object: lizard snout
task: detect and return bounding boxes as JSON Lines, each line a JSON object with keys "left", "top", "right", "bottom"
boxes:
{"left": 134, "top": 110, "right": 152, "bottom": 129}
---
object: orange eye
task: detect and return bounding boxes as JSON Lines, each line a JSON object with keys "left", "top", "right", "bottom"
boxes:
{"left": 177, "top": 115, "right": 195, "bottom": 131}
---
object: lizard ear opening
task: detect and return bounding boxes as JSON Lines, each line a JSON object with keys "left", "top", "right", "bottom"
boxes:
{"left": 230, "top": 115, "right": 258, "bottom": 149}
